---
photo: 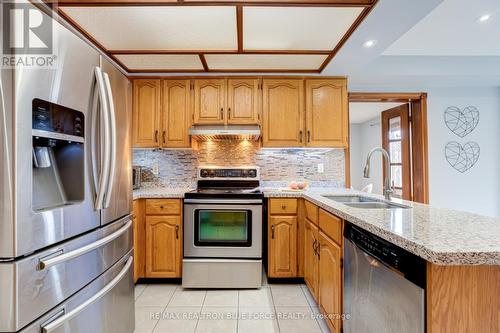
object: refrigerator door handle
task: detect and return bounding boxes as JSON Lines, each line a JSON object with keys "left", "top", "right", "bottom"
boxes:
{"left": 102, "top": 72, "right": 116, "bottom": 209}
{"left": 40, "top": 256, "right": 133, "bottom": 333}
{"left": 89, "top": 80, "right": 100, "bottom": 200}
{"left": 39, "top": 219, "right": 132, "bottom": 270}
{"left": 93, "top": 67, "right": 111, "bottom": 210}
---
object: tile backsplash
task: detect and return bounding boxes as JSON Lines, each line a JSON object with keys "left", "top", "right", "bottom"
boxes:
{"left": 133, "top": 141, "right": 345, "bottom": 188}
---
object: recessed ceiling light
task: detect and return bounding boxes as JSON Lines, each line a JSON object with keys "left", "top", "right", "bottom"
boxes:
{"left": 363, "top": 40, "right": 377, "bottom": 48}
{"left": 477, "top": 14, "right": 492, "bottom": 23}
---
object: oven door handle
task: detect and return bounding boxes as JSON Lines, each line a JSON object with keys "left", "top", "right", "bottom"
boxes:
{"left": 184, "top": 199, "right": 263, "bottom": 204}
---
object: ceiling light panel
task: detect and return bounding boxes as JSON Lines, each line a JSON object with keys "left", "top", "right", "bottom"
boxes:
{"left": 115, "top": 54, "right": 204, "bottom": 71}
{"left": 243, "top": 7, "right": 364, "bottom": 51}
{"left": 205, "top": 54, "right": 327, "bottom": 70}
{"left": 60, "top": 6, "right": 237, "bottom": 50}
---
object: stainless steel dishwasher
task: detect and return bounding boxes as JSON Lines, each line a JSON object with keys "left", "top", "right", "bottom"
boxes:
{"left": 343, "top": 223, "right": 426, "bottom": 333}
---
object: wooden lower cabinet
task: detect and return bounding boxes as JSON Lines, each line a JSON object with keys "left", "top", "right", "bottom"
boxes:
{"left": 318, "top": 231, "right": 342, "bottom": 333}
{"left": 304, "top": 219, "right": 319, "bottom": 301}
{"left": 268, "top": 215, "right": 297, "bottom": 277}
{"left": 132, "top": 200, "right": 146, "bottom": 283}
{"left": 145, "top": 215, "right": 182, "bottom": 278}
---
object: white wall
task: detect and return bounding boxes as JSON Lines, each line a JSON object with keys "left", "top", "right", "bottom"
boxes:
{"left": 426, "top": 87, "right": 500, "bottom": 218}
{"left": 350, "top": 85, "right": 500, "bottom": 218}
{"left": 350, "top": 117, "right": 383, "bottom": 195}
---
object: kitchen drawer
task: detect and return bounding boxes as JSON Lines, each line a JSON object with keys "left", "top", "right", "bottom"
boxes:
{"left": 269, "top": 198, "right": 298, "bottom": 215}
{"left": 319, "top": 209, "right": 342, "bottom": 246}
{"left": 304, "top": 200, "right": 318, "bottom": 225}
{"left": 145, "top": 199, "right": 181, "bottom": 215}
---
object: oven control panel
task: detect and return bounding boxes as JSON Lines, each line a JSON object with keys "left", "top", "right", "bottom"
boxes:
{"left": 199, "top": 168, "right": 259, "bottom": 179}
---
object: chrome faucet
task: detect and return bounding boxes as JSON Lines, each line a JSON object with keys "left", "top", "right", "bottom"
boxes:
{"left": 363, "top": 147, "right": 393, "bottom": 200}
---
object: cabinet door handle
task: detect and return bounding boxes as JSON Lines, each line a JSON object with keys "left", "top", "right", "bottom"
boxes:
{"left": 307, "top": 130, "right": 311, "bottom": 143}
{"left": 175, "top": 225, "right": 179, "bottom": 239}
{"left": 154, "top": 130, "right": 158, "bottom": 143}
{"left": 299, "top": 130, "right": 303, "bottom": 143}
{"left": 228, "top": 107, "right": 231, "bottom": 119}
{"left": 162, "top": 131, "right": 166, "bottom": 144}
{"left": 220, "top": 108, "right": 224, "bottom": 120}
{"left": 271, "top": 225, "right": 275, "bottom": 239}
{"left": 313, "top": 238, "right": 317, "bottom": 255}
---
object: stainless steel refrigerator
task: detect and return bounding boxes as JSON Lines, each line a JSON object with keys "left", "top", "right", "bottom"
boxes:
{"left": 0, "top": 3, "right": 134, "bottom": 332}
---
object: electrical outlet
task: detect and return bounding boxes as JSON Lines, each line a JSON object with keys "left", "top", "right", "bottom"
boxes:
{"left": 317, "top": 163, "right": 324, "bottom": 173}
{"left": 152, "top": 163, "right": 159, "bottom": 176}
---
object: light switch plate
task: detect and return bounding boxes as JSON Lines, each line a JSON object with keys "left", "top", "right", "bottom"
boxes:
{"left": 317, "top": 163, "right": 324, "bottom": 173}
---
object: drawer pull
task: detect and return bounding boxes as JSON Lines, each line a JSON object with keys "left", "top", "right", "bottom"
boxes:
{"left": 160, "top": 205, "right": 164, "bottom": 209}
{"left": 39, "top": 219, "right": 132, "bottom": 270}
{"left": 281, "top": 205, "right": 286, "bottom": 210}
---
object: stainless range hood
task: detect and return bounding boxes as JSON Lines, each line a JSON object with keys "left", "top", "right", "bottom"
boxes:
{"left": 188, "top": 125, "right": 261, "bottom": 141}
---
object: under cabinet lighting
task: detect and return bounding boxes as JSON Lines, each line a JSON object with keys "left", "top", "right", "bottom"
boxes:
{"left": 363, "top": 39, "right": 377, "bottom": 48}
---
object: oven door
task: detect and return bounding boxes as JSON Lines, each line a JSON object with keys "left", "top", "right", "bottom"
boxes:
{"left": 184, "top": 199, "right": 262, "bottom": 259}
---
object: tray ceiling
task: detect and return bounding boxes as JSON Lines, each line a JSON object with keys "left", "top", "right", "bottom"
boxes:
{"left": 57, "top": 1, "right": 377, "bottom": 73}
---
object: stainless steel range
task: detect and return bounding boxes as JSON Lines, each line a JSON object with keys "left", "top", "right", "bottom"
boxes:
{"left": 183, "top": 167, "right": 263, "bottom": 289}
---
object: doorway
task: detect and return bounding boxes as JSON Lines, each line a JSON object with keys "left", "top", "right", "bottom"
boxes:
{"left": 346, "top": 93, "right": 429, "bottom": 204}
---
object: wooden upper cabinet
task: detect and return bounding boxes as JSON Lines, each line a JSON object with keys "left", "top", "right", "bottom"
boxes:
{"left": 262, "top": 79, "right": 304, "bottom": 147}
{"left": 193, "top": 79, "right": 226, "bottom": 124}
{"left": 305, "top": 79, "right": 348, "bottom": 147}
{"left": 268, "top": 215, "right": 297, "bottom": 278}
{"left": 162, "top": 80, "right": 191, "bottom": 148}
{"left": 318, "top": 231, "right": 342, "bottom": 333}
{"left": 145, "top": 215, "right": 182, "bottom": 278}
{"left": 227, "top": 78, "right": 261, "bottom": 124}
{"left": 132, "top": 79, "right": 161, "bottom": 147}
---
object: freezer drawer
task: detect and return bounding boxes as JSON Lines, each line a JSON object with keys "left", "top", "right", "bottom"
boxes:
{"left": 0, "top": 216, "right": 132, "bottom": 332}
{"left": 20, "top": 250, "right": 134, "bottom": 333}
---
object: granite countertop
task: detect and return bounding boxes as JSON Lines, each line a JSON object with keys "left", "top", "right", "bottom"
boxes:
{"left": 133, "top": 186, "right": 193, "bottom": 199}
{"left": 133, "top": 186, "right": 500, "bottom": 265}
{"left": 264, "top": 188, "right": 500, "bottom": 266}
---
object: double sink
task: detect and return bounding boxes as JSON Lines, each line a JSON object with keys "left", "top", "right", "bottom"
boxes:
{"left": 322, "top": 195, "right": 411, "bottom": 209}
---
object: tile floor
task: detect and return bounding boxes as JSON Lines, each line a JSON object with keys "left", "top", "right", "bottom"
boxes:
{"left": 134, "top": 274, "right": 330, "bottom": 333}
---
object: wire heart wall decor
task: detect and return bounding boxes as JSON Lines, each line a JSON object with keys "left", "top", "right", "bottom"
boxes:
{"left": 444, "top": 106, "right": 479, "bottom": 138}
{"left": 445, "top": 141, "right": 480, "bottom": 173}
{"left": 443, "top": 105, "right": 480, "bottom": 173}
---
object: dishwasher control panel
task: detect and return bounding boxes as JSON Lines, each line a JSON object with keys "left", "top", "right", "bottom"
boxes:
{"left": 344, "top": 222, "right": 426, "bottom": 288}
{"left": 346, "top": 224, "right": 403, "bottom": 269}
